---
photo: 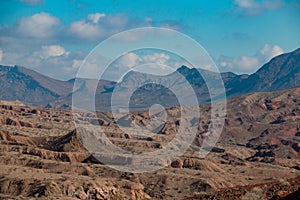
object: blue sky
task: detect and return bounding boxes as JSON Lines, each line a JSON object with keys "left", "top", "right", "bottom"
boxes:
{"left": 0, "top": 0, "right": 299, "bottom": 80}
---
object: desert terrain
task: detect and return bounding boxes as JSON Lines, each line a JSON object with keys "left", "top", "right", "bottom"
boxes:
{"left": 0, "top": 86, "right": 300, "bottom": 199}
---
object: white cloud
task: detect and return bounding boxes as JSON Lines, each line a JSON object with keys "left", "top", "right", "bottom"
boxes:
{"left": 19, "top": 0, "right": 43, "bottom": 5}
{"left": 0, "top": 12, "right": 185, "bottom": 80}
{"left": 219, "top": 44, "right": 284, "bottom": 74}
{"left": 68, "top": 13, "right": 126, "bottom": 41}
{"left": 0, "top": 52, "right": 22, "bottom": 67}
{"left": 69, "top": 20, "right": 104, "bottom": 39}
{"left": 18, "top": 12, "right": 60, "bottom": 38}
{"left": 235, "top": 0, "right": 256, "bottom": 8}
{"left": 102, "top": 14, "right": 129, "bottom": 28}
{"left": 99, "top": 52, "right": 178, "bottom": 81}
{"left": 234, "top": 0, "right": 286, "bottom": 15}
{"left": 87, "top": 13, "right": 106, "bottom": 24}
{"left": 72, "top": 59, "right": 83, "bottom": 69}
{"left": 0, "top": 49, "right": 3, "bottom": 62}
{"left": 116, "top": 53, "right": 141, "bottom": 68}
{"left": 36, "top": 45, "right": 69, "bottom": 59}
{"left": 220, "top": 55, "right": 260, "bottom": 72}
{"left": 142, "top": 53, "right": 170, "bottom": 66}
{"left": 68, "top": 13, "right": 151, "bottom": 42}
{"left": 115, "top": 52, "right": 172, "bottom": 69}
{"left": 259, "top": 44, "right": 284, "bottom": 62}
{"left": 0, "top": 46, "right": 85, "bottom": 80}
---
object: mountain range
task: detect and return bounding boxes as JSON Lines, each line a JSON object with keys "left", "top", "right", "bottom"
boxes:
{"left": 0, "top": 48, "right": 300, "bottom": 200}
{"left": 0, "top": 48, "right": 299, "bottom": 109}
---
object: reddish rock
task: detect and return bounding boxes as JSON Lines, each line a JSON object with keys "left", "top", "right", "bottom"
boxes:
{"left": 271, "top": 101, "right": 282, "bottom": 110}
{"left": 171, "top": 159, "right": 183, "bottom": 168}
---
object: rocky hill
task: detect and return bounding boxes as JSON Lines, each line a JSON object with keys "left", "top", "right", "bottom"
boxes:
{"left": 0, "top": 85, "right": 299, "bottom": 199}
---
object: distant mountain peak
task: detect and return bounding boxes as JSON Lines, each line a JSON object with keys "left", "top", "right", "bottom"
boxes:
{"left": 177, "top": 65, "right": 190, "bottom": 71}
{"left": 0, "top": 47, "right": 299, "bottom": 108}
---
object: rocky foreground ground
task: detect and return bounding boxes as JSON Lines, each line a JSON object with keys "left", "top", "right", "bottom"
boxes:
{"left": 0, "top": 87, "right": 300, "bottom": 199}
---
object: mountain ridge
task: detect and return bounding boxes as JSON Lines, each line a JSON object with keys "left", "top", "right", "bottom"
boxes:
{"left": 0, "top": 48, "right": 299, "bottom": 108}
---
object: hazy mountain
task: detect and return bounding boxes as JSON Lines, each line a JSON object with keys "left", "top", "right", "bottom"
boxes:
{"left": 0, "top": 48, "right": 299, "bottom": 108}
{"left": 0, "top": 65, "right": 69, "bottom": 105}
{"left": 0, "top": 65, "right": 115, "bottom": 107}
{"left": 112, "top": 48, "right": 300, "bottom": 108}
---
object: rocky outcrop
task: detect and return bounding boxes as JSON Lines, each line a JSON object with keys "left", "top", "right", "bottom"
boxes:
{"left": 31, "top": 109, "right": 41, "bottom": 115}
{"left": 5, "top": 118, "right": 21, "bottom": 126}
{"left": 221, "top": 153, "right": 245, "bottom": 166}
{"left": 45, "top": 129, "right": 86, "bottom": 152}
{"left": 184, "top": 177, "right": 300, "bottom": 200}
{"left": 0, "top": 177, "right": 150, "bottom": 200}
{"left": 159, "top": 121, "right": 178, "bottom": 135}
{"left": 1, "top": 117, "right": 35, "bottom": 128}
{"left": 246, "top": 150, "right": 275, "bottom": 163}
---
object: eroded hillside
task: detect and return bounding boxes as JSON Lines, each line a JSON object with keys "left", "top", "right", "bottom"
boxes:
{"left": 0, "top": 87, "right": 300, "bottom": 199}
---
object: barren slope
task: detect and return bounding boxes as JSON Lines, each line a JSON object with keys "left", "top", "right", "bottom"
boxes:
{"left": 0, "top": 87, "right": 300, "bottom": 199}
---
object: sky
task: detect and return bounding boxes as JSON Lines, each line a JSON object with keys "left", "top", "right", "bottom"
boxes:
{"left": 0, "top": 0, "right": 299, "bottom": 80}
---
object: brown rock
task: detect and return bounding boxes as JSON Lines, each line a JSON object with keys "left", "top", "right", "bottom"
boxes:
{"left": 159, "top": 121, "right": 177, "bottom": 135}
{"left": 0, "top": 131, "right": 10, "bottom": 140}
{"left": 6, "top": 118, "right": 21, "bottom": 126}
{"left": 20, "top": 121, "right": 35, "bottom": 128}
{"left": 0, "top": 116, "right": 5, "bottom": 125}
{"left": 221, "top": 153, "right": 245, "bottom": 166}
{"left": 271, "top": 101, "right": 282, "bottom": 110}
{"left": 171, "top": 159, "right": 183, "bottom": 168}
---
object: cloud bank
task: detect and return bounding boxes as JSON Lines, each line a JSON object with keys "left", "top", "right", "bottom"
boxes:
{"left": 234, "top": 0, "right": 286, "bottom": 16}
{"left": 219, "top": 44, "right": 284, "bottom": 74}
